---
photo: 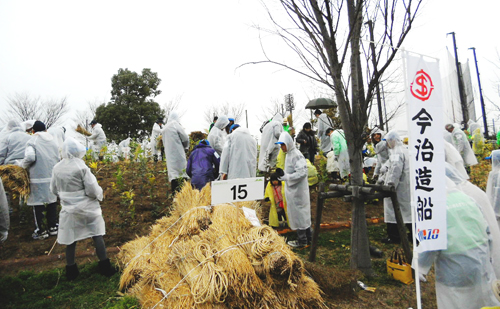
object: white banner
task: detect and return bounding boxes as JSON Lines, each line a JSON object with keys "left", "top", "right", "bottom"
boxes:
{"left": 211, "top": 177, "right": 265, "bottom": 205}
{"left": 405, "top": 53, "right": 447, "bottom": 253}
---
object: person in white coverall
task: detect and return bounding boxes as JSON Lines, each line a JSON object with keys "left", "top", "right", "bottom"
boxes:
{"left": 162, "top": 112, "right": 190, "bottom": 193}
{"left": 258, "top": 114, "right": 283, "bottom": 172}
{"left": 207, "top": 115, "right": 229, "bottom": 156}
{"left": 0, "top": 178, "right": 9, "bottom": 242}
{"left": 378, "top": 131, "right": 412, "bottom": 244}
{"left": 445, "top": 123, "right": 477, "bottom": 167}
{"left": 118, "top": 137, "right": 131, "bottom": 160}
{"left": 20, "top": 121, "right": 60, "bottom": 240}
{"left": 0, "top": 120, "right": 31, "bottom": 165}
{"left": 445, "top": 162, "right": 500, "bottom": 278}
{"left": 220, "top": 124, "right": 257, "bottom": 180}
{"left": 486, "top": 149, "right": 500, "bottom": 231}
{"left": 47, "top": 126, "right": 66, "bottom": 158}
{"left": 417, "top": 178, "right": 500, "bottom": 309}
{"left": 275, "top": 132, "right": 311, "bottom": 248}
{"left": 151, "top": 118, "right": 164, "bottom": 162}
{"left": 88, "top": 120, "right": 107, "bottom": 160}
{"left": 326, "top": 128, "right": 350, "bottom": 179}
{"left": 371, "top": 127, "right": 389, "bottom": 180}
{"left": 314, "top": 109, "right": 333, "bottom": 155}
{"left": 444, "top": 140, "right": 469, "bottom": 180}
{"left": 50, "top": 137, "right": 115, "bottom": 280}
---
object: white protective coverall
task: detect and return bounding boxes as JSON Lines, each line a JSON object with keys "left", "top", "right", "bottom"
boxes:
{"left": 0, "top": 120, "right": 31, "bottom": 165}
{"left": 207, "top": 115, "right": 229, "bottom": 156}
{"left": 258, "top": 114, "right": 283, "bottom": 172}
{"left": 450, "top": 123, "right": 477, "bottom": 166}
{"left": 150, "top": 122, "right": 162, "bottom": 156}
{"left": 0, "top": 178, "right": 9, "bottom": 242}
{"left": 443, "top": 130, "right": 452, "bottom": 144}
{"left": 446, "top": 162, "right": 500, "bottom": 278}
{"left": 47, "top": 126, "right": 66, "bottom": 157}
{"left": 371, "top": 128, "right": 389, "bottom": 178}
{"left": 21, "top": 132, "right": 60, "bottom": 206}
{"left": 382, "top": 131, "right": 411, "bottom": 224}
{"left": 317, "top": 113, "right": 333, "bottom": 154}
{"left": 118, "top": 137, "right": 131, "bottom": 159}
{"left": 418, "top": 179, "right": 500, "bottom": 309}
{"left": 88, "top": 123, "right": 107, "bottom": 155}
{"left": 220, "top": 127, "right": 257, "bottom": 179}
{"left": 50, "top": 138, "right": 105, "bottom": 245}
{"left": 277, "top": 132, "right": 311, "bottom": 230}
{"left": 486, "top": 149, "right": 500, "bottom": 229}
{"left": 444, "top": 140, "right": 468, "bottom": 180}
{"left": 330, "top": 129, "right": 350, "bottom": 178}
{"left": 162, "top": 112, "right": 190, "bottom": 182}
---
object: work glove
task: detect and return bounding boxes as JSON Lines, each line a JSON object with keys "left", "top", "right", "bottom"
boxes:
{"left": 380, "top": 165, "right": 389, "bottom": 174}
{"left": 376, "top": 178, "right": 385, "bottom": 185}
{"left": 279, "top": 174, "right": 290, "bottom": 182}
{"left": 275, "top": 168, "right": 284, "bottom": 177}
{"left": 419, "top": 274, "right": 427, "bottom": 283}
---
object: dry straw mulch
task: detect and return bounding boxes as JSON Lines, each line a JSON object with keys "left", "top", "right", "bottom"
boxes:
{"left": 0, "top": 164, "right": 30, "bottom": 202}
{"left": 117, "top": 184, "right": 327, "bottom": 309}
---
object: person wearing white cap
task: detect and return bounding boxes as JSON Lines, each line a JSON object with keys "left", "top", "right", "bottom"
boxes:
{"left": 88, "top": 120, "right": 107, "bottom": 160}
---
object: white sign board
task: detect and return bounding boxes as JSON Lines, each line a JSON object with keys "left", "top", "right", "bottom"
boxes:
{"left": 405, "top": 53, "right": 447, "bottom": 253}
{"left": 211, "top": 177, "right": 265, "bottom": 205}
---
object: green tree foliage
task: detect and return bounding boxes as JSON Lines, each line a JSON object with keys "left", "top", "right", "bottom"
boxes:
{"left": 95, "top": 68, "right": 165, "bottom": 141}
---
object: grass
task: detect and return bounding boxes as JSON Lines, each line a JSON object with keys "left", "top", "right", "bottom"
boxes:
{"left": 0, "top": 262, "right": 138, "bottom": 309}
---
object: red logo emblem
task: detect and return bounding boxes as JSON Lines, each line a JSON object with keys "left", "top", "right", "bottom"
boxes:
{"left": 410, "top": 69, "right": 434, "bottom": 101}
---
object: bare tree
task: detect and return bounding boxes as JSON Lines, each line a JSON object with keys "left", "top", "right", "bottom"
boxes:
{"left": 245, "top": 0, "right": 422, "bottom": 275}
{"left": 3, "top": 92, "right": 70, "bottom": 128}
{"left": 73, "top": 100, "right": 100, "bottom": 130}
{"left": 203, "top": 102, "right": 246, "bottom": 126}
{"left": 163, "top": 94, "right": 185, "bottom": 121}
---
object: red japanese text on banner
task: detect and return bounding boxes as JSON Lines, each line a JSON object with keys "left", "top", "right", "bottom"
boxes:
{"left": 405, "top": 54, "right": 447, "bottom": 253}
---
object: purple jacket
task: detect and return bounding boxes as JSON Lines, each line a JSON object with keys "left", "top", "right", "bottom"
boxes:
{"left": 186, "top": 143, "right": 220, "bottom": 190}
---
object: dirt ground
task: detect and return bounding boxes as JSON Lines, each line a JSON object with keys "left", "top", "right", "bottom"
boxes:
{"left": 0, "top": 160, "right": 384, "bottom": 275}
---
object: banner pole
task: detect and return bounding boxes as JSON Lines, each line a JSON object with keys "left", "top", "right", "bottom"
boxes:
{"left": 402, "top": 47, "right": 422, "bottom": 309}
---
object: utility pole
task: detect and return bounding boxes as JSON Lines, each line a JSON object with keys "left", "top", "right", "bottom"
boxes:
{"left": 469, "top": 47, "right": 489, "bottom": 138}
{"left": 447, "top": 32, "right": 469, "bottom": 129}
{"left": 366, "top": 20, "right": 384, "bottom": 130}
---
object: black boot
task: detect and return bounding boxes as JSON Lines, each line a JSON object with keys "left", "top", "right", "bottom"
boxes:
{"left": 66, "top": 263, "right": 79, "bottom": 281}
{"left": 98, "top": 258, "right": 117, "bottom": 277}
{"left": 153, "top": 155, "right": 158, "bottom": 162}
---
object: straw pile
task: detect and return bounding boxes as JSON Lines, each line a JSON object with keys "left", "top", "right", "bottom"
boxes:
{"left": 0, "top": 165, "right": 30, "bottom": 202}
{"left": 76, "top": 124, "right": 92, "bottom": 136}
{"left": 117, "top": 184, "right": 326, "bottom": 308}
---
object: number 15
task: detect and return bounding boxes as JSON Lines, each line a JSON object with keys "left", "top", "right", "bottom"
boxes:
{"left": 231, "top": 184, "right": 248, "bottom": 200}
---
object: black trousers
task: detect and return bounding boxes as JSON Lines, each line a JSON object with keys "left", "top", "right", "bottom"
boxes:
{"left": 33, "top": 202, "right": 58, "bottom": 233}
{"left": 297, "top": 227, "right": 312, "bottom": 245}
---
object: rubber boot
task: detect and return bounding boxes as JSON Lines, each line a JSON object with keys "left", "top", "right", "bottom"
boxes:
{"left": 98, "top": 258, "right": 117, "bottom": 277}
{"left": 66, "top": 263, "right": 79, "bottom": 281}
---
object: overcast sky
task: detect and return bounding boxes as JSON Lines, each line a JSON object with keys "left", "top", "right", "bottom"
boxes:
{"left": 0, "top": 0, "right": 498, "bottom": 139}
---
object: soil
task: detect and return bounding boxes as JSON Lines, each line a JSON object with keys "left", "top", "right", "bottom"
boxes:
{"left": 0, "top": 160, "right": 385, "bottom": 274}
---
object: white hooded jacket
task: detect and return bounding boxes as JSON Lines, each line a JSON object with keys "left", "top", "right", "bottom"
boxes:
{"left": 21, "top": 131, "right": 60, "bottom": 206}
{"left": 150, "top": 122, "right": 163, "bottom": 155}
{"left": 88, "top": 123, "right": 107, "bottom": 152}
{"left": 450, "top": 123, "right": 477, "bottom": 166}
{"left": 418, "top": 180, "right": 500, "bottom": 309}
{"left": 220, "top": 127, "right": 257, "bottom": 180}
{"left": 50, "top": 137, "right": 105, "bottom": 245}
{"left": 446, "top": 162, "right": 500, "bottom": 278}
{"left": 277, "top": 132, "right": 311, "bottom": 230}
{"left": 207, "top": 115, "right": 229, "bottom": 156}
{"left": 317, "top": 113, "right": 333, "bottom": 154}
{"left": 486, "top": 149, "right": 500, "bottom": 229}
{"left": 162, "top": 112, "right": 190, "bottom": 182}
{"left": 258, "top": 114, "right": 283, "bottom": 172}
{"left": 0, "top": 120, "right": 31, "bottom": 165}
{"left": 382, "top": 131, "right": 411, "bottom": 224}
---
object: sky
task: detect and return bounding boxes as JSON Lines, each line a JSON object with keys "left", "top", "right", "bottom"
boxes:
{"left": 0, "top": 0, "right": 498, "bottom": 140}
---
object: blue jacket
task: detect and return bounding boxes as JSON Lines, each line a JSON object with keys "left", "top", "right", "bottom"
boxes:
{"left": 186, "top": 143, "right": 220, "bottom": 190}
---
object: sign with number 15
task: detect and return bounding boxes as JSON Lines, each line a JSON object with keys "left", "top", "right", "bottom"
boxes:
{"left": 211, "top": 177, "right": 265, "bottom": 205}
